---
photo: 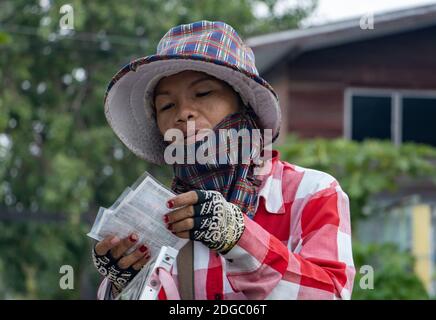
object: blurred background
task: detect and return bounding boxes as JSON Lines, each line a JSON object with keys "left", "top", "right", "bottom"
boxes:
{"left": 1, "top": 0, "right": 436, "bottom": 299}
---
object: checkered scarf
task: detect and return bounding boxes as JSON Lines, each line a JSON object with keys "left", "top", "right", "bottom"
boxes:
{"left": 171, "top": 107, "right": 263, "bottom": 219}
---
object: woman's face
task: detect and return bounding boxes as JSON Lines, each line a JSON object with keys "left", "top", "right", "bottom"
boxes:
{"left": 154, "top": 70, "right": 241, "bottom": 141}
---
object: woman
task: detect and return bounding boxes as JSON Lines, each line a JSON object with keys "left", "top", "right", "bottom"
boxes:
{"left": 93, "top": 21, "right": 355, "bottom": 300}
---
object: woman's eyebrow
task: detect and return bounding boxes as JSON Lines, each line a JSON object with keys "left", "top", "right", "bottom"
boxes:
{"left": 155, "top": 76, "right": 216, "bottom": 97}
{"left": 188, "top": 76, "right": 215, "bottom": 88}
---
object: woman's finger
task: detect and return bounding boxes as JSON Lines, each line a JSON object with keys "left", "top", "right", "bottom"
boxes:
{"left": 192, "top": 215, "right": 214, "bottom": 230}
{"left": 111, "top": 233, "right": 138, "bottom": 259}
{"left": 132, "top": 253, "right": 152, "bottom": 271}
{"left": 173, "top": 231, "right": 190, "bottom": 239}
{"left": 167, "top": 191, "right": 198, "bottom": 209}
{"left": 193, "top": 201, "right": 217, "bottom": 217}
{"left": 95, "top": 235, "right": 121, "bottom": 256}
{"left": 165, "top": 205, "right": 194, "bottom": 224}
{"left": 117, "top": 244, "right": 149, "bottom": 269}
{"left": 193, "top": 190, "right": 218, "bottom": 204}
{"left": 169, "top": 217, "right": 194, "bottom": 233}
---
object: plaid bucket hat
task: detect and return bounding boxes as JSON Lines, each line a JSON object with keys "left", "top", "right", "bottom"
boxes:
{"left": 104, "top": 20, "right": 281, "bottom": 164}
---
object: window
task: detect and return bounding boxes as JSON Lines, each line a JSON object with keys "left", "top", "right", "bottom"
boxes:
{"left": 345, "top": 89, "right": 436, "bottom": 146}
{"left": 403, "top": 97, "right": 436, "bottom": 146}
{"left": 351, "top": 96, "right": 392, "bottom": 141}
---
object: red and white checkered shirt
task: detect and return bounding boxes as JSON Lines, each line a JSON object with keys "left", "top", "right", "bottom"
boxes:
{"left": 97, "top": 150, "right": 355, "bottom": 300}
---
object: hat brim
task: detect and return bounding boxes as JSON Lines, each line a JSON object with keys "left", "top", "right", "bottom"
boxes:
{"left": 104, "top": 55, "right": 281, "bottom": 165}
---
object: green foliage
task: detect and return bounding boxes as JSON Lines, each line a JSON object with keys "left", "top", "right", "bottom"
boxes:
{"left": 248, "top": 0, "right": 317, "bottom": 35}
{"left": 0, "top": 221, "right": 96, "bottom": 299}
{"left": 278, "top": 135, "right": 436, "bottom": 220}
{"left": 0, "top": 32, "right": 11, "bottom": 44}
{"left": 352, "top": 242, "right": 428, "bottom": 299}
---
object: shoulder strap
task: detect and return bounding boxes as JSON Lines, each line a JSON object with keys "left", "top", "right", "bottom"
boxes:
{"left": 177, "top": 240, "right": 194, "bottom": 300}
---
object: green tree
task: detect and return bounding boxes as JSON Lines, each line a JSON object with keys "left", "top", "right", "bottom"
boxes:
{"left": 352, "top": 243, "right": 428, "bottom": 299}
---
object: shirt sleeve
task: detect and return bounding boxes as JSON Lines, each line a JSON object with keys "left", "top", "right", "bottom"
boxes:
{"left": 222, "top": 184, "right": 355, "bottom": 300}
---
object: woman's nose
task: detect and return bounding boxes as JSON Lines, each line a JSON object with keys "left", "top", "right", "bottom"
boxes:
{"left": 176, "top": 100, "right": 197, "bottom": 123}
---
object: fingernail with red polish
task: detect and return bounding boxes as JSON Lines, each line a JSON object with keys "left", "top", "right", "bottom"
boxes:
{"left": 139, "top": 245, "right": 148, "bottom": 253}
{"left": 166, "top": 224, "right": 172, "bottom": 231}
{"left": 167, "top": 200, "right": 174, "bottom": 209}
{"left": 129, "top": 234, "right": 138, "bottom": 243}
{"left": 163, "top": 215, "right": 169, "bottom": 223}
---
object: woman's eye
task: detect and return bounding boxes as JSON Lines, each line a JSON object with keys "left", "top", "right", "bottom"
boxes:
{"left": 159, "top": 103, "right": 174, "bottom": 111}
{"left": 196, "top": 91, "right": 212, "bottom": 97}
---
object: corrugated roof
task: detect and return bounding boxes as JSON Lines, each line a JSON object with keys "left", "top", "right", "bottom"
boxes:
{"left": 247, "top": 4, "right": 436, "bottom": 74}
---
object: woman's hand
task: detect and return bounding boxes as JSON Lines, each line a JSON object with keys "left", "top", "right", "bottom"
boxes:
{"left": 92, "top": 233, "right": 151, "bottom": 294}
{"left": 165, "top": 190, "right": 245, "bottom": 254}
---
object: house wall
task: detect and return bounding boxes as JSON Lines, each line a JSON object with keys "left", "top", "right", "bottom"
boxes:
{"left": 265, "top": 25, "right": 436, "bottom": 138}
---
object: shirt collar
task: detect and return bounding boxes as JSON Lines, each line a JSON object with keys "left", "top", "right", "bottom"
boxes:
{"left": 255, "top": 150, "right": 285, "bottom": 214}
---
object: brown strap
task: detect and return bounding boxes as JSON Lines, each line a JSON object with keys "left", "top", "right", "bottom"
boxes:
{"left": 177, "top": 240, "right": 194, "bottom": 300}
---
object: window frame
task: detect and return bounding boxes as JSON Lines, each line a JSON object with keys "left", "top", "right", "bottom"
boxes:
{"left": 344, "top": 88, "right": 436, "bottom": 145}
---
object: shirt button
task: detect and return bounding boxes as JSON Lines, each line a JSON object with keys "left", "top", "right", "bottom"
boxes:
{"left": 215, "top": 293, "right": 222, "bottom": 300}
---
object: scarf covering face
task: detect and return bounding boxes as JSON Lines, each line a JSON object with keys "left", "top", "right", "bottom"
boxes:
{"left": 171, "top": 107, "right": 263, "bottom": 219}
